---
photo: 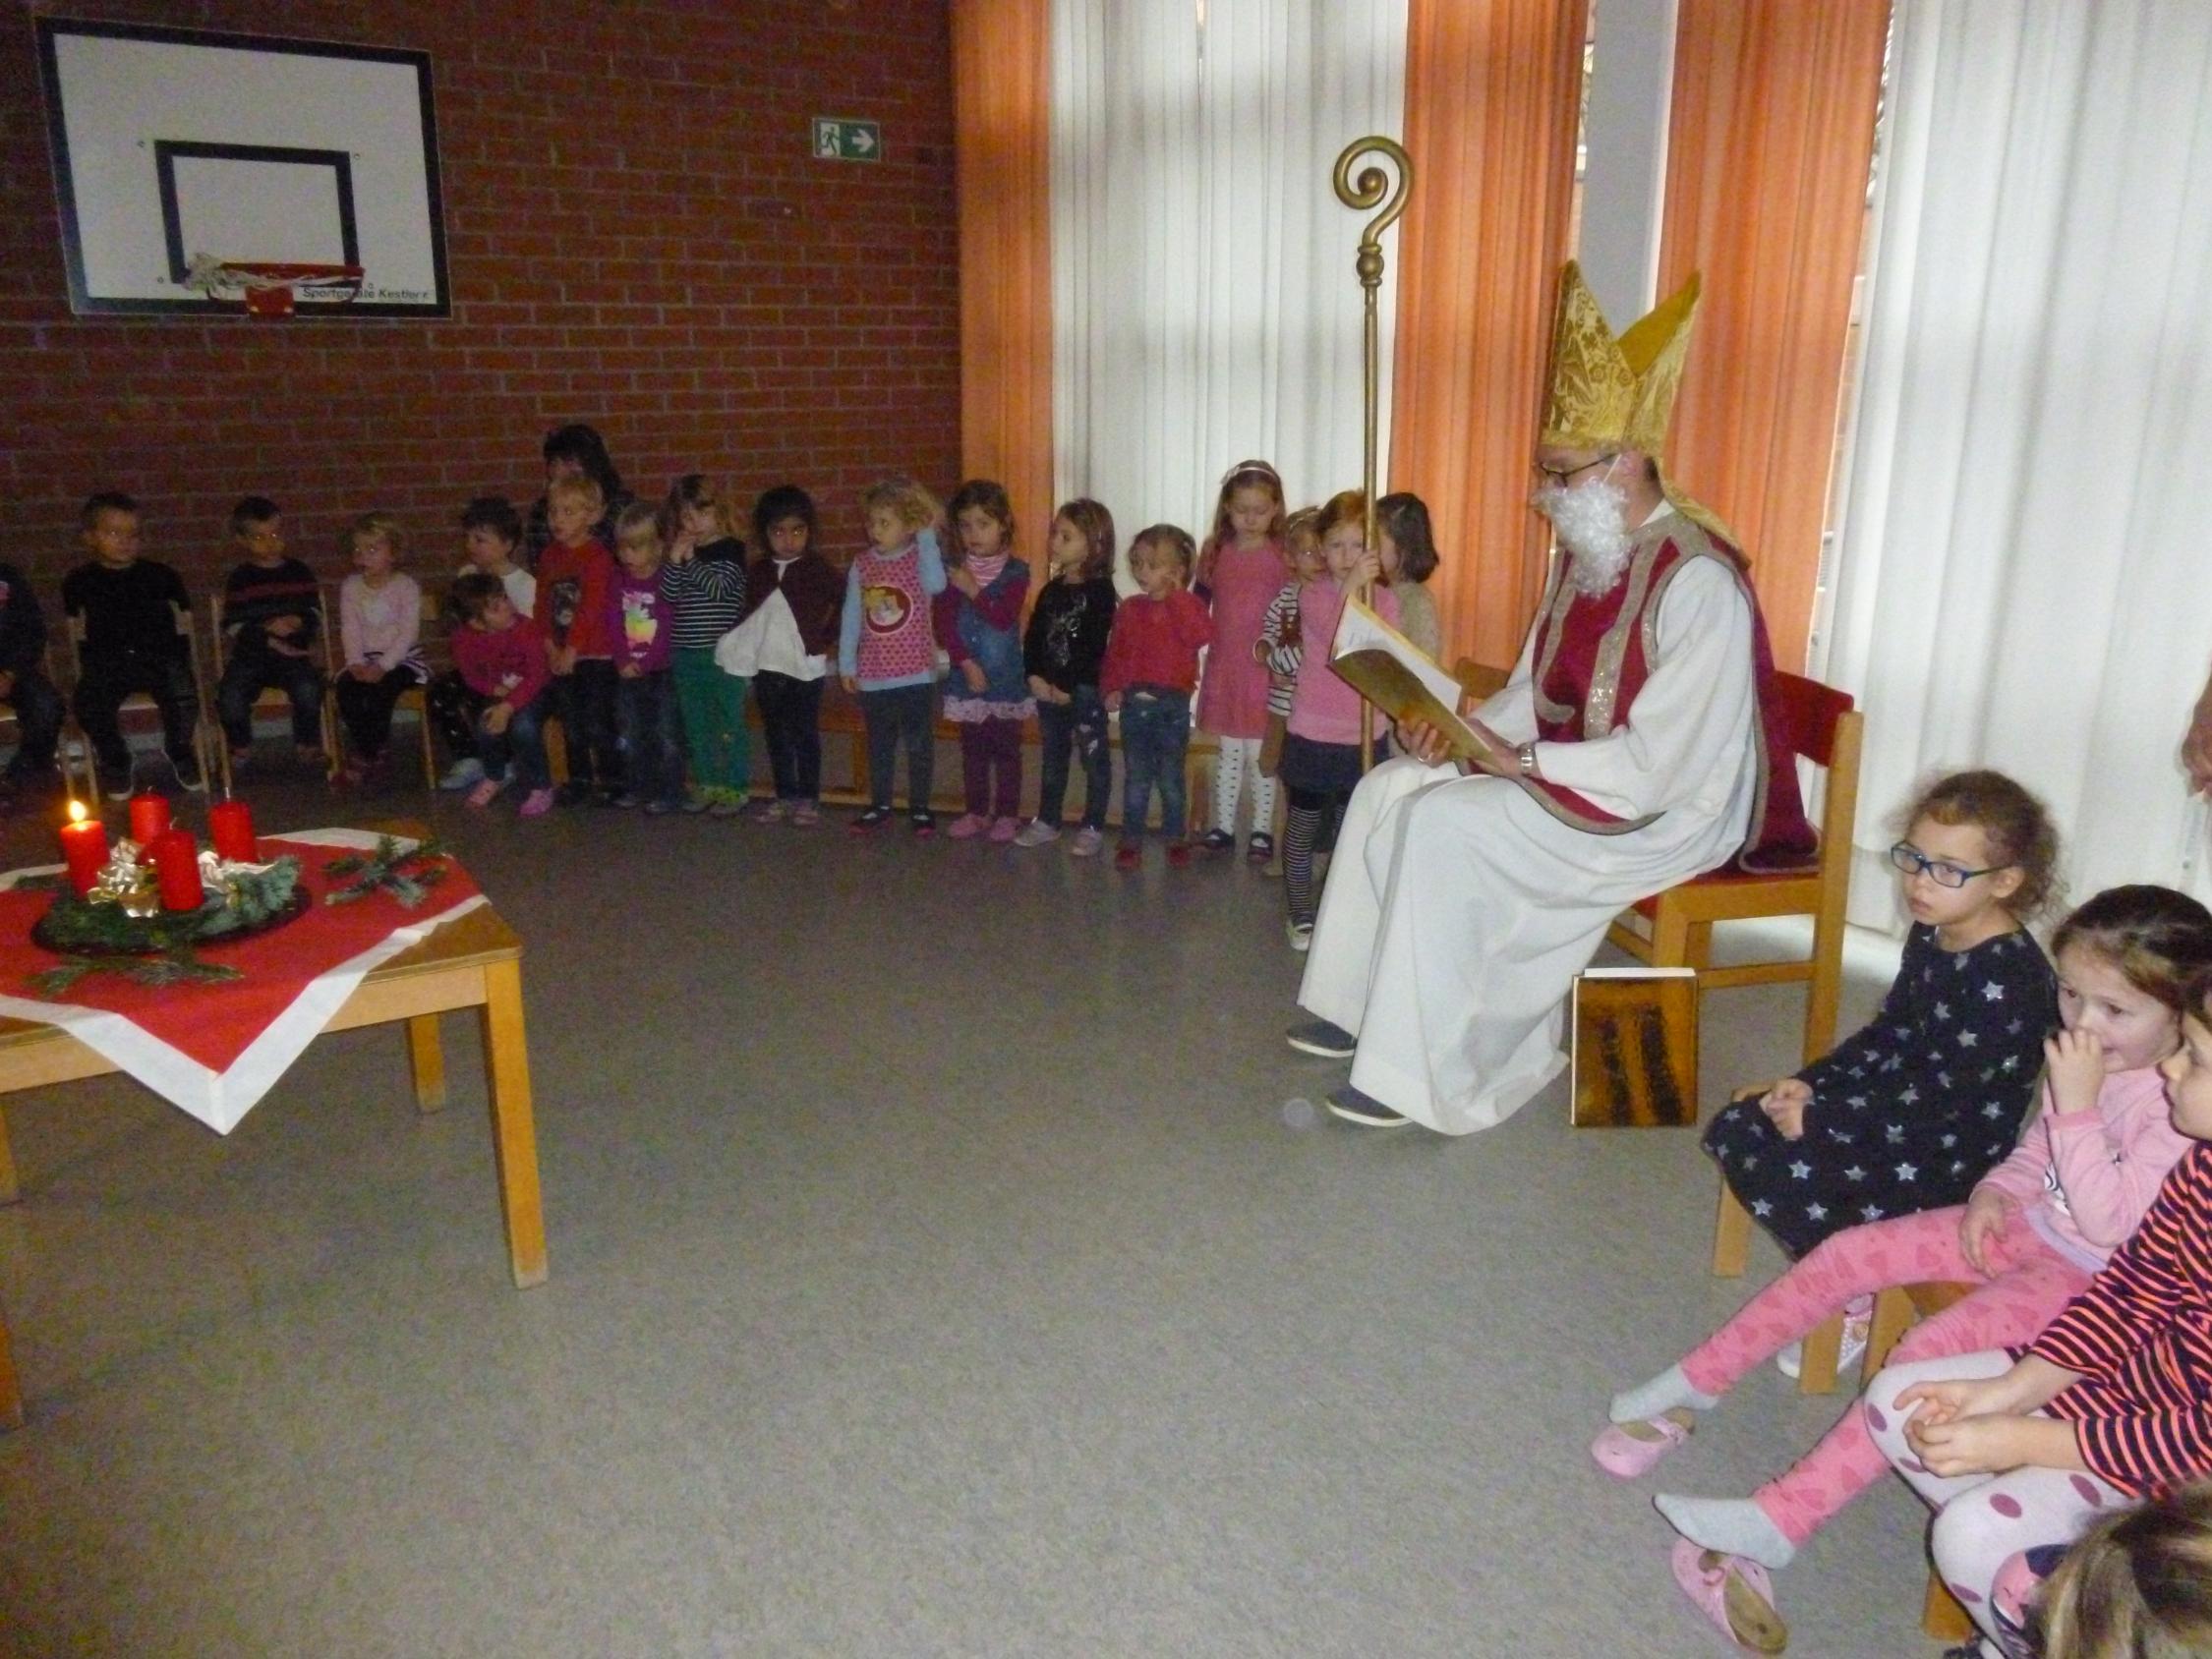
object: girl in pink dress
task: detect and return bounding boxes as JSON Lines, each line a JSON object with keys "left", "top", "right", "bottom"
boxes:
{"left": 1193, "top": 459, "right": 1289, "bottom": 864}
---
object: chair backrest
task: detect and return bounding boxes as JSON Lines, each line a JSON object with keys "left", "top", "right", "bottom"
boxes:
{"left": 1768, "top": 670, "right": 1855, "bottom": 770}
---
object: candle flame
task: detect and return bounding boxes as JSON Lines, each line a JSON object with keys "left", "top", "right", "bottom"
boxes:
{"left": 68, "top": 799, "right": 87, "bottom": 826}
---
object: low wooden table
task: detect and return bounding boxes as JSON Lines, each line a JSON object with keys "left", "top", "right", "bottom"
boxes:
{"left": 0, "top": 862, "right": 545, "bottom": 1429}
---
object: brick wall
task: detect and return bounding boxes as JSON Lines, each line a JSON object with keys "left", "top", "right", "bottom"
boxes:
{"left": 0, "top": 0, "right": 961, "bottom": 603}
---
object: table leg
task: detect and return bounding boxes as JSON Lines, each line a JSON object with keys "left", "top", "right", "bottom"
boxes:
{"left": 0, "top": 1295, "right": 22, "bottom": 1430}
{"left": 406, "top": 1013, "right": 447, "bottom": 1114}
{"left": 479, "top": 958, "right": 547, "bottom": 1288}
{"left": 0, "top": 1105, "right": 17, "bottom": 1205}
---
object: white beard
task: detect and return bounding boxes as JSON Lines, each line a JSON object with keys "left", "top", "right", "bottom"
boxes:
{"left": 1534, "top": 477, "right": 1635, "bottom": 597}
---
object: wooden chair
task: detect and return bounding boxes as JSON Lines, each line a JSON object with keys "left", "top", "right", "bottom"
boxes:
{"left": 60, "top": 606, "right": 217, "bottom": 791}
{"left": 0, "top": 639, "right": 95, "bottom": 802}
{"left": 1859, "top": 1281, "right": 1980, "bottom": 1642}
{"left": 324, "top": 584, "right": 441, "bottom": 788}
{"left": 206, "top": 587, "right": 338, "bottom": 796}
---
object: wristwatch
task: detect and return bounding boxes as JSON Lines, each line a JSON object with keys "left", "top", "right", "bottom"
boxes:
{"left": 1515, "top": 742, "right": 1539, "bottom": 778}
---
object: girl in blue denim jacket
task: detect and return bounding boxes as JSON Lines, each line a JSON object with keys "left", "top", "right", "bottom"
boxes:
{"left": 936, "top": 480, "right": 1035, "bottom": 841}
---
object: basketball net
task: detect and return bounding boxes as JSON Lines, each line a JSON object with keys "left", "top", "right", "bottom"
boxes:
{"left": 182, "top": 253, "right": 364, "bottom": 316}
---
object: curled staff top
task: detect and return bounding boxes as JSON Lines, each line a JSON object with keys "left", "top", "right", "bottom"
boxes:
{"left": 1332, "top": 136, "right": 1413, "bottom": 285}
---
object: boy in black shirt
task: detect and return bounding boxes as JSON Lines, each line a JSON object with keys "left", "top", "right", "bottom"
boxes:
{"left": 62, "top": 492, "right": 204, "bottom": 797}
{"left": 213, "top": 495, "right": 324, "bottom": 769}
{"left": 0, "top": 562, "right": 64, "bottom": 801}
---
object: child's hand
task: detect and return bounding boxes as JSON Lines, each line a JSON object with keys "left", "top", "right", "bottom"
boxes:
{"left": 1896, "top": 1372, "right": 2014, "bottom": 1436}
{"left": 960, "top": 660, "right": 987, "bottom": 694}
{"left": 1027, "top": 674, "right": 1053, "bottom": 703}
{"left": 552, "top": 646, "right": 577, "bottom": 676}
{"left": 1104, "top": 691, "right": 1122, "bottom": 714}
{"left": 948, "top": 565, "right": 980, "bottom": 598}
{"left": 352, "top": 663, "right": 386, "bottom": 684}
{"left": 1958, "top": 1188, "right": 2014, "bottom": 1275}
{"left": 669, "top": 538, "right": 696, "bottom": 565}
{"left": 266, "top": 615, "right": 302, "bottom": 638}
{"left": 2045, "top": 1028, "right": 2108, "bottom": 1116}
{"left": 618, "top": 661, "right": 641, "bottom": 680}
{"left": 1350, "top": 549, "right": 1383, "bottom": 590}
{"left": 1760, "top": 1078, "right": 1813, "bottom": 1140}
{"left": 484, "top": 702, "right": 513, "bottom": 735}
{"left": 840, "top": 673, "right": 858, "bottom": 694}
{"left": 1903, "top": 1411, "right": 2031, "bottom": 1478}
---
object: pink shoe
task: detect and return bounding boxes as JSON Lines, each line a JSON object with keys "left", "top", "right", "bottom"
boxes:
{"left": 1591, "top": 1411, "right": 1694, "bottom": 1479}
{"left": 946, "top": 813, "right": 989, "bottom": 839}
{"left": 987, "top": 815, "right": 1019, "bottom": 843}
{"left": 465, "top": 777, "right": 503, "bottom": 810}
{"left": 1668, "top": 1539, "right": 1786, "bottom": 1654}
{"left": 517, "top": 787, "right": 555, "bottom": 818}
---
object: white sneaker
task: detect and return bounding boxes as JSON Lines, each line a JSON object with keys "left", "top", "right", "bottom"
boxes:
{"left": 1013, "top": 819, "right": 1061, "bottom": 848}
{"left": 1286, "top": 920, "right": 1313, "bottom": 951}
{"left": 1069, "top": 827, "right": 1104, "bottom": 858}
{"left": 439, "top": 757, "right": 486, "bottom": 791}
{"left": 1776, "top": 1301, "right": 1873, "bottom": 1380}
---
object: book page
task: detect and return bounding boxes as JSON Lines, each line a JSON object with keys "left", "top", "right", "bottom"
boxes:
{"left": 1328, "top": 597, "right": 1511, "bottom": 769}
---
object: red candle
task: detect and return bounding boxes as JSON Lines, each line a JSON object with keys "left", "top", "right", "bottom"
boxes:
{"left": 128, "top": 790, "right": 171, "bottom": 846}
{"left": 150, "top": 830, "right": 204, "bottom": 912}
{"left": 59, "top": 802, "right": 108, "bottom": 897}
{"left": 209, "top": 798, "right": 257, "bottom": 863}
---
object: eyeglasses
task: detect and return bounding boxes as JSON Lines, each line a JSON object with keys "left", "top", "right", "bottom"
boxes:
{"left": 1533, "top": 454, "right": 1618, "bottom": 487}
{"left": 1888, "top": 842, "right": 2010, "bottom": 888}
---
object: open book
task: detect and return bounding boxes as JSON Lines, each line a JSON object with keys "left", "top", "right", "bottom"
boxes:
{"left": 1328, "top": 596, "right": 1513, "bottom": 769}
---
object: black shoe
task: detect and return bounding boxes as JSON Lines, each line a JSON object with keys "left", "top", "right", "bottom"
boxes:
{"left": 99, "top": 769, "right": 134, "bottom": 802}
{"left": 170, "top": 754, "right": 207, "bottom": 793}
{"left": 909, "top": 809, "right": 937, "bottom": 838}
{"left": 555, "top": 780, "right": 594, "bottom": 808}
{"left": 1197, "top": 829, "right": 1235, "bottom": 852}
{"left": 849, "top": 807, "right": 894, "bottom": 833}
{"left": 1326, "top": 1085, "right": 1409, "bottom": 1127}
{"left": 1247, "top": 832, "right": 1274, "bottom": 864}
{"left": 1286, "top": 1018, "right": 1358, "bottom": 1059}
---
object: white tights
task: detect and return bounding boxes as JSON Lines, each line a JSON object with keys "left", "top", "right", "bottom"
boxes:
{"left": 1211, "top": 735, "right": 1277, "bottom": 841}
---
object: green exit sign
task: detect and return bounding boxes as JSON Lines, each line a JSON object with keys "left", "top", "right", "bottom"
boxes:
{"left": 811, "top": 118, "right": 881, "bottom": 163}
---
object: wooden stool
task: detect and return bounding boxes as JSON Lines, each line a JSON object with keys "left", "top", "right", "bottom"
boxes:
{"left": 1712, "top": 1181, "right": 1851, "bottom": 1395}
{"left": 1860, "top": 1281, "right": 1980, "bottom": 1640}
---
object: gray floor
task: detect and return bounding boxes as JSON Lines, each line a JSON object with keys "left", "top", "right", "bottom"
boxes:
{"left": 0, "top": 774, "right": 1934, "bottom": 1657}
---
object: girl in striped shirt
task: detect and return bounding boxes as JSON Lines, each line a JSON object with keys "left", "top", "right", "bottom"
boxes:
{"left": 1868, "top": 960, "right": 2212, "bottom": 1655}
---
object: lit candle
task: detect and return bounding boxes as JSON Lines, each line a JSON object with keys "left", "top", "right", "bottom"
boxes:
{"left": 128, "top": 790, "right": 171, "bottom": 847}
{"left": 209, "top": 798, "right": 257, "bottom": 863}
{"left": 150, "top": 830, "right": 204, "bottom": 912}
{"left": 59, "top": 800, "right": 108, "bottom": 897}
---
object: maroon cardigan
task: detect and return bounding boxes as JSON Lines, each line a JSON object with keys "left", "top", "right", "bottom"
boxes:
{"left": 738, "top": 551, "right": 844, "bottom": 658}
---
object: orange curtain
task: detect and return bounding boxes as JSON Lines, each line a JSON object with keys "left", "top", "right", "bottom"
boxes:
{"left": 1390, "top": 0, "right": 1591, "bottom": 672}
{"left": 1657, "top": 0, "right": 1888, "bottom": 674}
{"left": 951, "top": 0, "right": 1055, "bottom": 557}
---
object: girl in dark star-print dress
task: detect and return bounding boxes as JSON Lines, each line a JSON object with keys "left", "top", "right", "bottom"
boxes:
{"left": 1705, "top": 771, "right": 2062, "bottom": 1260}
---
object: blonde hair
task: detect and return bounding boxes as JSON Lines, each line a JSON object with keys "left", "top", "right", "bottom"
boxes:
{"left": 861, "top": 477, "right": 940, "bottom": 534}
{"left": 614, "top": 501, "right": 662, "bottom": 550}
{"left": 346, "top": 511, "right": 406, "bottom": 559}
{"left": 547, "top": 473, "right": 606, "bottom": 515}
{"left": 2035, "top": 1486, "right": 2212, "bottom": 1658}
{"left": 1131, "top": 523, "right": 1196, "bottom": 585}
{"left": 1284, "top": 505, "right": 1320, "bottom": 558}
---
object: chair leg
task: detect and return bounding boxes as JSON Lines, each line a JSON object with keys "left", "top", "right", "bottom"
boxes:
{"left": 1805, "top": 911, "right": 1845, "bottom": 1064}
{"left": 1712, "top": 1179, "right": 1752, "bottom": 1277}
{"left": 1861, "top": 1286, "right": 1917, "bottom": 1382}
{"left": 418, "top": 698, "right": 437, "bottom": 789}
{"left": 1797, "top": 1313, "right": 1844, "bottom": 1395}
{"left": 1922, "top": 1572, "right": 1975, "bottom": 1640}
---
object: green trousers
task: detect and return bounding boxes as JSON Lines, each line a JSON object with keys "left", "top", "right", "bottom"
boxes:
{"left": 671, "top": 648, "right": 750, "bottom": 798}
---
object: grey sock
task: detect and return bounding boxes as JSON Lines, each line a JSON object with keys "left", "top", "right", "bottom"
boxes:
{"left": 1655, "top": 1492, "right": 1797, "bottom": 1571}
{"left": 1609, "top": 1363, "right": 1720, "bottom": 1425}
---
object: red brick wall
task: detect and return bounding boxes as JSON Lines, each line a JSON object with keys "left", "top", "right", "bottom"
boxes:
{"left": 0, "top": 0, "right": 961, "bottom": 601}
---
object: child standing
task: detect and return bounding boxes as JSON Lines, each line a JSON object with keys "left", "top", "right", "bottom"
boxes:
{"left": 608, "top": 505, "right": 685, "bottom": 814}
{"left": 1254, "top": 507, "right": 1323, "bottom": 785}
{"left": 938, "top": 480, "right": 1033, "bottom": 841}
{"left": 538, "top": 474, "right": 622, "bottom": 805}
{"left": 1101, "top": 524, "right": 1213, "bottom": 871}
{"left": 1017, "top": 499, "right": 1119, "bottom": 857}
{"left": 1279, "top": 490, "right": 1396, "bottom": 949}
{"left": 838, "top": 479, "right": 947, "bottom": 835}
{"left": 1869, "top": 960, "right": 2212, "bottom": 1656}
{"left": 660, "top": 474, "right": 748, "bottom": 815}
{"left": 1375, "top": 491, "right": 1442, "bottom": 660}
{"left": 728, "top": 486, "right": 841, "bottom": 826}
{"left": 1705, "top": 770, "right": 2062, "bottom": 1370}
{"left": 0, "top": 556, "right": 63, "bottom": 801}
{"left": 446, "top": 572, "right": 555, "bottom": 818}
{"left": 1194, "top": 460, "right": 1289, "bottom": 863}
{"left": 214, "top": 494, "right": 325, "bottom": 771}
{"left": 1594, "top": 887, "right": 2212, "bottom": 1655}
{"left": 64, "top": 491, "right": 203, "bottom": 797}
{"left": 432, "top": 496, "right": 536, "bottom": 791}
{"left": 332, "top": 512, "right": 427, "bottom": 783}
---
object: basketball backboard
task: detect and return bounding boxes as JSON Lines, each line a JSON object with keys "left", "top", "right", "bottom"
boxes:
{"left": 35, "top": 19, "right": 450, "bottom": 317}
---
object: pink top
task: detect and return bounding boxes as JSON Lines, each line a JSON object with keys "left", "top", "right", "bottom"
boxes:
{"left": 338, "top": 572, "right": 425, "bottom": 673}
{"left": 1976, "top": 1065, "right": 2191, "bottom": 1273}
{"left": 1287, "top": 578, "right": 1398, "bottom": 746}
{"left": 1195, "top": 540, "right": 1286, "bottom": 739}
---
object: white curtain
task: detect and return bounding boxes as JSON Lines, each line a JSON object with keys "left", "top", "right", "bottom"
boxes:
{"left": 1817, "top": 0, "right": 2212, "bottom": 930}
{"left": 1050, "top": 0, "right": 1409, "bottom": 578}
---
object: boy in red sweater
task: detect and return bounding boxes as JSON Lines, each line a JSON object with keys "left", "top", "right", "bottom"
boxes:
{"left": 1101, "top": 524, "right": 1213, "bottom": 869}
{"left": 448, "top": 573, "right": 555, "bottom": 817}
{"left": 536, "top": 474, "right": 621, "bottom": 806}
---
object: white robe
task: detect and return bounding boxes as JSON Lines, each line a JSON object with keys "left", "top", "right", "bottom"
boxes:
{"left": 1295, "top": 534, "right": 1759, "bottom": 1135}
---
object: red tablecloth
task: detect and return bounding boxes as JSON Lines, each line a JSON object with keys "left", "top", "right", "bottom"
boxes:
{"left": 0, "top": 830, "right": 485, "bottom": 1132}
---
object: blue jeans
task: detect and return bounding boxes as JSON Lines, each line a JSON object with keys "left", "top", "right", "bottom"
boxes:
{"left": 1036, "top": 686, "right": 1110, "bottom": 830}
{"left": 216, "top": 647, "right": 325, "bottom": 749}
{"left": 1118, "top": 687, "right": 1190, "bottom": 838}
{"left": 477, "top": 690, "right": 553, "bottom": 791}
{"left": 615, "top": 668, "right": 684, "bottom": 805}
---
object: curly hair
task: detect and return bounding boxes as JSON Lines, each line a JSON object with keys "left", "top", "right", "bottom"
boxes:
{"left": 1130, "top": 523, "right": 1196, "bottom": 585}
{"left": 1896, "top": 769, "right": 2063, "bottom": 921}
{"left": 861, "top": 477, "right": 940, "bottom": 534}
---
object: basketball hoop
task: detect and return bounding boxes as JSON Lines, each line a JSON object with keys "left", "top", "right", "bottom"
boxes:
{"left": 183, "top": 254, "right": 364, "bottom": 317}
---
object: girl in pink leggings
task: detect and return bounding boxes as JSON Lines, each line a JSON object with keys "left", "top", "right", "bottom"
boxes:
{"left": 1590, "top": 886, "right": 2212, "bottom": 1649}
{"left": 1869, "top": 992, "right": 2212, "bottom": 1656}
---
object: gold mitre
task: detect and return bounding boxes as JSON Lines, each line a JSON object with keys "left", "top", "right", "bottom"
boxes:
{"left": 1539, "top": 261, "right": 1699, "bottom": 455}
